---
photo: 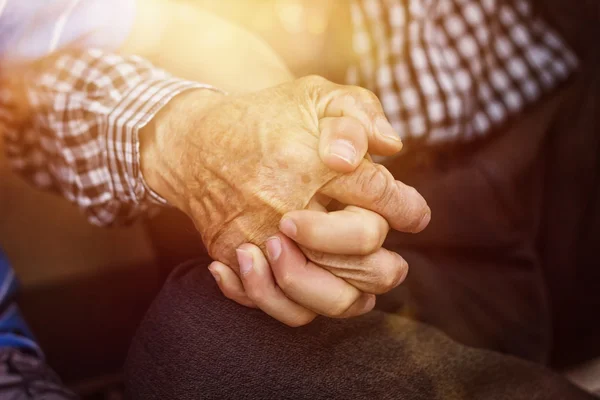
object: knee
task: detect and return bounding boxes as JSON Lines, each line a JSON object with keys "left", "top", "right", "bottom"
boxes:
{"left": 124, "top": 260, "right": 289, "bottom": 399}
{"left": 125, "top": 260, "right": 231, "bottom": 399}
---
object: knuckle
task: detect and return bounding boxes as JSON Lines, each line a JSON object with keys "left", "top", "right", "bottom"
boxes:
{"left": 356, "top": 165, "right": 387, "bottom": 201}
{"left": 376, "top": 273, "right": 399, "bottom": 294}
{"left": 354, "top": 86, "right": 379, "bottom": 103}
{"left": 333, "top": 114, "right": 360, "bottom": 132}
{"left": 371, "top": 172, "right": 399, "bottom": 211}
{"left": 222, "top": 289, "right": 249, "bottom": 306}
{"left": 326, "top": 291, "right": 356, "bottom": 317}
{"left": 276, "top": 270, "right": 297, "bottom": 292}
{"left": 243, "top": 282, "right": 265, "bottom": 303}
{"left": 222, "top": 291, "right": 237, "bottom": 302}
{"left": 373, "top": 258, "right": 408, "bottom": 294}
{"left": 378, "top": 214, "right": 391, "bottom": 238}
{"left": 336, "top": 92, "right": 358, "bottom": 111}
{"left": 301, "top": 74, "right": 327, "bottom": 87}
{"left": 353, "top": 87, "right": 384, "bottom": 121}
{"left": 355, "top": 165, "right": 426, "bottom": 225}
{"left": 357, "top": 223, "right": 383, "bottom": 255}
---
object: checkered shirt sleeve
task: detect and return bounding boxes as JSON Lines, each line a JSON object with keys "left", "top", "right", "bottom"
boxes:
{"left": 347, "top": 0, "right": 579, "bottom": 145}
{"left": 1, "top": 49, "right": 212, "bottom": 226}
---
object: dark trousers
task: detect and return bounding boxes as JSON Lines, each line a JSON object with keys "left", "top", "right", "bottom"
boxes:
{"left": 124, "top": 262, "right": 591, "bottom": 400}
{"left": 125, "top": 50, "right": 600, "bottom": 399}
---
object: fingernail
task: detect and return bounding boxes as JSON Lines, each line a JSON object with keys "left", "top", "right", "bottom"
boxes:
{"left": 376, "top": 118, "right": 402, "bottom": 142}
{"left": 208, "top": 265, "right": 221, "bottom": 283}
{"left": 236, "top": 248, "right": 253, "bottom": 276}
{"left": 328, "top": 139, "right": 357, "bottom": 165}
{"left": 279, "top": 218, "right": 297, "bottom": 238}
{"left": 415, "top": 210, "right": 431, "bottom": 233}
{"left": 266, "top": 237, "right": 282, "bottom": 262}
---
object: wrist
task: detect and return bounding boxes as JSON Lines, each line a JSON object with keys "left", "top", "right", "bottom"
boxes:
{"left": 139, "top": 88, "right": 225, "bottom": 210}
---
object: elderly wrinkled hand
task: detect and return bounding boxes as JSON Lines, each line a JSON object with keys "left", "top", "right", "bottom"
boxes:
{"left": 140, "top": 75, "right": 430, "bottom": 324}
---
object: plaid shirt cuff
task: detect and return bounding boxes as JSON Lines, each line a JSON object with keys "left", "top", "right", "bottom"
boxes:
{"left": 2, "top": 49, "right": 216, "bottom": 226}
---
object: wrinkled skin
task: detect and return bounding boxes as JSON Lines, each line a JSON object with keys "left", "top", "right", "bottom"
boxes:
{"left": 141, "top": 76, "right": 429, "bottom": 284}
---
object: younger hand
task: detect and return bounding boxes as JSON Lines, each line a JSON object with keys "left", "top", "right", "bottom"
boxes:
{"left": 208, "top": 199, "right": 419, "bottom": 326}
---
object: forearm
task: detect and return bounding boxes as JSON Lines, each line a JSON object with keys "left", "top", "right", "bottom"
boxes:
{"left": 120, "top": 0, "right": 294, "bottom": 93}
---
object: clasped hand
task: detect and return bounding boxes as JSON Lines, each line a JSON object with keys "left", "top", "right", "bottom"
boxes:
{"left": 141, "top": 76, "right": 430, "bottom": 326}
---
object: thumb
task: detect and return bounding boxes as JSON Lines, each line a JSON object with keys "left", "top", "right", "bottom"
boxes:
{"left": 318, "top": 116, "right": 369, "bottom": 173}
{"left": 302, "top": 75, "right": 404, "bottom": 157}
